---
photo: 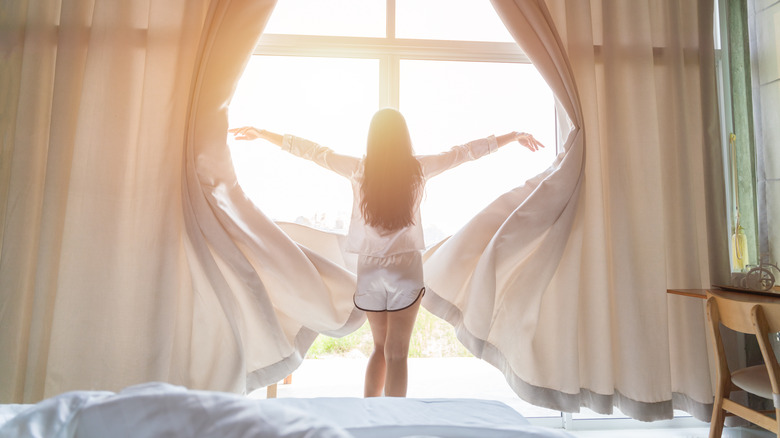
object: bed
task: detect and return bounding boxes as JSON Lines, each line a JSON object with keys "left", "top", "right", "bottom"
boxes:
{"left": 0, "top": 382, "right": 575, "bottom": 437}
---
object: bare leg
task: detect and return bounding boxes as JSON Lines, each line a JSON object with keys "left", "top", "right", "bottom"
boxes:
{"left": 364, "top": 310, "right": 388, "bottom": 397}
{"left": 383, "top": 292, "right": 423, "bottom": 397}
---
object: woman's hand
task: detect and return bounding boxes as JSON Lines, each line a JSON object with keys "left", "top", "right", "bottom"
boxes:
{"left": 228, "top": 126, "right": 263, "bottom": 141}
{"left": 514, "top": 131, "right": 545, "bottom": 152}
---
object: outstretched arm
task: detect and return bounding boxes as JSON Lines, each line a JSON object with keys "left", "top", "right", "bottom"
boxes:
{"left": 419, "top": 131, "right": 545, "bottom": 178}
{"left": 228, "top": 126, "right": 359, "bottom": 178}
{"left": 229, "top": 126, "right": 283, "bottom": 147}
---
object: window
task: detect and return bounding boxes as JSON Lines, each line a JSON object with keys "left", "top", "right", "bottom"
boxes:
{"left": 400, "top": 59, "right": 554, "bottom": 237}
{"left": 715, "top": 0, "right": 779, "bottom": 288}
{"left": 230, "top": 0, "right": 558, "bottom": 421}
{"left": 229, "top": 56, "right": 377, "bottom": 231}
{"left": 228, "top": 0, "right": 557, "bottom": 244}
{"left": 263, "top": 0, "right": 385, "bottom": 37}
{"left": 396, "top": 0, "right": 515, "bottom": 42}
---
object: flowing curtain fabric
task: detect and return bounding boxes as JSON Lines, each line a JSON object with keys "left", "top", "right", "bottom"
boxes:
{"left": 443, "top": 0, "right": 724, "bottom": 421}
{"left": 422, "top": 0, "right": 587, "bottom": 416}
{"left": 182, "top": 0, "right": 364, "bottom": 395}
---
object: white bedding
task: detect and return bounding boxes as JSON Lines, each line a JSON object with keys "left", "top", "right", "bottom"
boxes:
{"left": 0, "top": 383, "right": 574, "bottom": 438}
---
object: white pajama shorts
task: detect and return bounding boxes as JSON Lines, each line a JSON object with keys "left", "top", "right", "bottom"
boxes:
{"left": 354, "top": 251, "right": 425, "bottom": 312}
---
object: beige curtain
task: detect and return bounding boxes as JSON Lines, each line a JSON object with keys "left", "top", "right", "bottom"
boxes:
{"left": 1, "top": 0, "right": 219, "bottom": 402}
{"left": 432, "top": 0, "right": 724, "bottom": 421}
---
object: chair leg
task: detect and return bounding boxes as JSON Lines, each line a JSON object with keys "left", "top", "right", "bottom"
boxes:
{"left": 775, "top": 407, "right": 780, "bottom": 438}
{"left": 709, "top": 392, "right": 725, "bottom": 438}
{"left": 266, "top": 383, "right": 278, "bottom": 399}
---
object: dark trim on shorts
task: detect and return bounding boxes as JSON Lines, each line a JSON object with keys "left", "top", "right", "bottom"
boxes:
{"left": 353, "top": 287, "right": 425, "bottom": 313}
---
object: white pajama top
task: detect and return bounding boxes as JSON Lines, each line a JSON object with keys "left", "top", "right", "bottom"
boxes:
{"left": 281, "top": 134, "right": 499, "bottom": 257}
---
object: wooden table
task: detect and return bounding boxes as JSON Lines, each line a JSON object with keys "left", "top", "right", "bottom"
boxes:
{"left": 667, "top": 288, "right": 708, "bottom": 299}
{"left": 668, "top": 287, "right": 780, "bottom": 300}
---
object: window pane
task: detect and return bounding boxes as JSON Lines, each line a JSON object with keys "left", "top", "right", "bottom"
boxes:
{"left": 400, "top": 60, "right": 555, "bottom": 244}
{"left": 228, "top": 56, "right": 379, "bottom": 230}
{"left": 396, "top": 0, "right": 515, "bottom": 42}
{"left": 264, "top": 0, "right": 385, "bottom": 37}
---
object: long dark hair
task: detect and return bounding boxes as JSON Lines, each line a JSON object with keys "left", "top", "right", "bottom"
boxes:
{"left": 359, "top": 109, "right": 423, "bottom": 231}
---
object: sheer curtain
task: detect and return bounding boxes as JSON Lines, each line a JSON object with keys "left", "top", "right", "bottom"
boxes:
{"left": 1, "top": 0, "right": 726, "bottom": 423}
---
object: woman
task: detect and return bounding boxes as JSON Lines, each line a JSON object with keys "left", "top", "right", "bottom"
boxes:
{"left": 230, "top": 108, "right": 543, "bottom": 397}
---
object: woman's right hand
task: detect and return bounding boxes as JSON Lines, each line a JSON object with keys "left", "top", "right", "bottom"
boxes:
{"left": 228, "top": 126, "right": 263, "bottom": 141}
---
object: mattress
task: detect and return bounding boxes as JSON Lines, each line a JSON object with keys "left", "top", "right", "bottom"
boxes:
{"left": 0, "top": 382, "right": 574, "bottom": 437}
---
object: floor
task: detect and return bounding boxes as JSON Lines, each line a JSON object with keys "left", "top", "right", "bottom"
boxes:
{"left": 249, "top": 357, "right": 773, "bottom": 438}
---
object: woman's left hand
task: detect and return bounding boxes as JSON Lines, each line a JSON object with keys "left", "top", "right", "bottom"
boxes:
{"left": 514, "top": 132, "right": 545, "bottom": 152}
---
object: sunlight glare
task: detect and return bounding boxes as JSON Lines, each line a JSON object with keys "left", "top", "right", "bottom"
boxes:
{"left": 264, "top": 0, "right": 385, "bottom": 37}
{"left": 228, "top": 1, "right": 555, "bottom": 245}
{"left": 401, "top": 60, "right": 555, "bottom": 240}
{"left": 228, "top": 56, "right": 379, "bottom": 231}
{"left": 396, "top": 0, "right": 515, "bottom": 42}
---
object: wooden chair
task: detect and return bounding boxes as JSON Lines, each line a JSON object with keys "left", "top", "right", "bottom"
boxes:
{"left": 706, "top": 289, "right": 780, "bottom": 437}
{"left": 265, "top": 374, "right": 293, "bottom": 399}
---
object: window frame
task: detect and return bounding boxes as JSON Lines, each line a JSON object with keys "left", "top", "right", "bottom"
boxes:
{"left": 714, "top": 0, "right": 777, "bottom": 275}
{"left": 254, "top": 0, "right": 530, "bottom": 110}
{"left": 242, "top": 2, "right": 551, "bottom": 239}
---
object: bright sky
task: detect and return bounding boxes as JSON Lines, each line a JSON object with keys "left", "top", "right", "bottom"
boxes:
{"left": 227, "top": 1, "right": 556, "bottom": 246}
{"left": 262, "top": 0, "right": 517, "bottom": 41}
